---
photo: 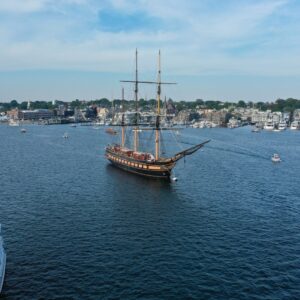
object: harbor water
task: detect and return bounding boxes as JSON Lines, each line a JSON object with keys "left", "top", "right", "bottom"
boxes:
{"left": 0, "top": 125, "right": 299, "bottom": 299}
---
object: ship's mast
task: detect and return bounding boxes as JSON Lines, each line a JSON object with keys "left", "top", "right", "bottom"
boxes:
{"left": 120, "top": 49, "right": 176, "bottom": 157}
{"left": 155, "top": 50, "right": 161, "bottom": 160}
{"left": 164, "top": 96, "right": 167, "bottom": 118}
{"left": 121, "top": 87, "right": 125, "bottom": 148}
{"left": 111, "top": 92, "right": 115, "bottom": 125}
{"left": 134, "top": 49, "right": 139, "bottom": 152}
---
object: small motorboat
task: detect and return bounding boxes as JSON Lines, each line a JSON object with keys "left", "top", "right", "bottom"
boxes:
{"left": 271, "top": 153, "right": 281, "bottom": 163}
{"left": 20, "top": 128, "right": 27, "bottom": 133}
{"left": 0, "top": 225, "right": 6, "bottom": 294}
{"left": 252, "top": 127, "right": 261, "bottom": 133}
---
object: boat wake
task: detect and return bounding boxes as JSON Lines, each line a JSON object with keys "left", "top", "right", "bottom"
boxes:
{"left": 179, "top": 138, "right": 269, "bottom": 160}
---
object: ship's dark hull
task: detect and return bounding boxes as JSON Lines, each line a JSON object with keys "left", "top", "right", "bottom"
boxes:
{"left": 106, "top": 149, "right": 174, "bottom": 179}
{"left": 108, "top": 159, "right": 171, "bottom": 179}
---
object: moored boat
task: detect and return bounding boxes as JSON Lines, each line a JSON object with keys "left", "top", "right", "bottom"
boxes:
{"left": 278, "top": 121, "right": 287, "bottom": 130}
{"left": 290, "top": 120, "right": 299, "bottom": 130}
{"left": 8, "top": 119, "right": 19, "bottom": 127}
{"left": 264, "top": 121, "right": 275, "bottom": 130}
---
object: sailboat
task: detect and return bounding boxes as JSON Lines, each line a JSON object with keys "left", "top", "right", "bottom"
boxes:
{"left": 106, "top": 96, "right": 118, "bottom": 135}
{"left": 105, "top": 50, "right": 210, "bottom": 179}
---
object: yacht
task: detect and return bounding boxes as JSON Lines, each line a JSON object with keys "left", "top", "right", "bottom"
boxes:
{"left": 264, "top": 121, "right": 275, "bottom": 131}
{"left": 290, "top": 121, "right": 299, "bottom": 130}
{"left": 278, "top": 121, "right": 287, "bottom": 131}
{"left": 8, "top": 119, "right": 19, "bottom": 127}
{"left": 0, "top": 225, "right": 6, "bottom": 294}
{"left": 271, "top": 153, "right": 281, "bottom": 163}
{"left": 227, "top": 117, "right": 241, "bottom": 129}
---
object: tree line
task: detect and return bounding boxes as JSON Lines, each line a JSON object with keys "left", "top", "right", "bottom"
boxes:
{"left": 1, "top": 98, "right": 300, "bottom": 113}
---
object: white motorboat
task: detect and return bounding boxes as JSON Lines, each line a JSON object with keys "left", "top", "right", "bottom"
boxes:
{"left": 290, "top": 121, "right": 299, "bottom": 130}
{"left": 0, "top": 225, "right": 6, "bottom": 294}
{"left": 228, "top": 117, "right": 241, "bottom": 129}
{"left": 264, "top": 121, "right": 275, "bottom": 130}
{"left": 278, "top": 121, "right": 287, "bottom": 130}
{"left": 271, "top": 153, "right": 281, "bottom": 163}
{"left": 8, "top": 119, "right": 19, "bottom": 127}
{"left": 20, "top": 128, "right": 27, "bottom": 133}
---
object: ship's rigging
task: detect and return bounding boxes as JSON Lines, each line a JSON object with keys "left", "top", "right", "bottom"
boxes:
{"left": 105, "top": 50, "right": 210, "bottom": 179}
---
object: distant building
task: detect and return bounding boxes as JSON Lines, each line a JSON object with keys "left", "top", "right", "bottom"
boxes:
{"left": 57, "top": 105, "right": 66, "bottom": 117}
{"left": 19, "top": 109, "right": 54, "bottom": 120}
{"left": 251, "top": 110, "right": 270, "bottom": 123}
{"left": 283, "top": 112, "right": 290, "bottom": 122}
{"left": 293, "top": 109, "right": 300, "bottom": 121}
{"left": 64, "top": 109, "right": 74, "bottom": 117}
{"left": 272, "top": 112, "right": 282, "bottom": 123}
{"left": 175, "top": 110, "right": 196, "bottom": 124}
{"left": 7, "top": 108, "right": 20, "bottom": 120}
{"left": 85, "top": 106, "right": 97, "bottom": 119}
{"left": 97, "top": 107, "right": 109, "bottom": 120}
{"left": 207, "top": 110, "right": 228, "bottom": 125}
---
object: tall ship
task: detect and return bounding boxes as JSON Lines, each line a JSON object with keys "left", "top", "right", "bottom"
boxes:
{"left": 105, "top": 50, "right": 209, "bottom": 179}
{"left": 0, "top": 225, "right": 6, "bottom": 294}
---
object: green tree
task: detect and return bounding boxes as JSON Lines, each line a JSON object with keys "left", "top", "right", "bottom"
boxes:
{"left": 10, "top": 100, "right": 18, "bottom": 108}
{"left": 237, "top": 100, "right": 246, "bottom": 108}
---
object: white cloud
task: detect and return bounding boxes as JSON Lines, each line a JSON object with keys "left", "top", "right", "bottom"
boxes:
{"left": 0, "top": 0, "right": 300, "bottom": 78}
{"left": 0, "top": 0, "right": 48, "bottom": 13}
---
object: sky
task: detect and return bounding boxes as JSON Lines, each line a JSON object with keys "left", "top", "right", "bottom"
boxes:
{"left": 0, "top": 0, "right": 300, "bottom": 102}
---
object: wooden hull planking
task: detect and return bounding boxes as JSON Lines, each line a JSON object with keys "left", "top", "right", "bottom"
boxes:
{"left": 106, "top": 149, "right": 174, "bottom": 179}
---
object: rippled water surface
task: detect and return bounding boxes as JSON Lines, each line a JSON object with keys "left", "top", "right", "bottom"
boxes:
{"left": 0, "top": 125, "right": 300, "bottom": 299}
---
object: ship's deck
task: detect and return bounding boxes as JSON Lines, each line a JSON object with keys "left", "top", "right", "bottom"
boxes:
{"left": 106, "top": 145, "right": 173, "bottom": 165}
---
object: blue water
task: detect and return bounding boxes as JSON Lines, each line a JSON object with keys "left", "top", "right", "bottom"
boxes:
{"left": 0, "top": 125, "right": 300, "bottom": 299}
